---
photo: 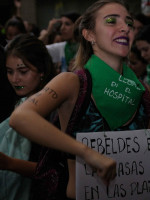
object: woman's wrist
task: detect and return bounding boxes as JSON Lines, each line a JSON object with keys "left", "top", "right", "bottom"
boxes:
{"left": 6, "top": 156, "right": 15, "bottom": 171}
{"left": 77, "top": 143, "right": 90, "bottom": 160}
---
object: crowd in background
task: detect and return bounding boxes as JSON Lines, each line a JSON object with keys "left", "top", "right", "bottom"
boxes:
{"left": 1, "top": 0, "right": 150, "bottom": 80}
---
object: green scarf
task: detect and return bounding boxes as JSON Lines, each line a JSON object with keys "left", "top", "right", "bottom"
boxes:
{"left": 85, "top": 55, "right": 145, "bottom": 130}
{"left": 65, "top": 42, "right": 79, "bottom": 66}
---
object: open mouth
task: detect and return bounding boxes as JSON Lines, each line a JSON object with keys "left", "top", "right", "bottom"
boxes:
{"left": 14, "top": 86, "right": 24, "bottom": 90}
{"left": 114, "top": 37, "right": 129, "bottom": 46}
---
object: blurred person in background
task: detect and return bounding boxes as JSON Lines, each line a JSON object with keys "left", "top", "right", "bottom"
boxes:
{"left": 135, "top": 24, "right": 150, "bottom": 86}
{"left": 4, "top": 16, "right": 26, "bottom": 44}
{"left": 45, "top": 12, "right": 80, "bottom": 73}
{"left": 39, "top": 18, "right": 62, "bottom": 45}
{"left": 12, "top": 0, "right": 40, "bottom": 37}
{"left": 132, "top": 12, "right": 150, "bottom": 37}
{"left": 128, "top": 45, "right": 148, "bottom": 85}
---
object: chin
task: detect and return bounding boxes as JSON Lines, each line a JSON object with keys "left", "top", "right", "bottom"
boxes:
{"left": 16, "top": 92, "right": 26, "bottom": 97}
{"left": 119, "top": 51, "right": 129, "bottom": 58}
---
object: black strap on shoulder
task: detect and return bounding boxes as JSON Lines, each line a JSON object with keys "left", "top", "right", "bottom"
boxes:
{"left": 65, "top": 69, "right": 92, "bottom": 135}
{"left": 139, "top": 80, "right": 150, "bottom": 118}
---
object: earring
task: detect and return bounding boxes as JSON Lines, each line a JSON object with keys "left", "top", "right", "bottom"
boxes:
{"left": 40, "top": 76, "right": 43, "bottom": 81}
{"left": 91, "top": 41, "right": 95, "bottom": 45}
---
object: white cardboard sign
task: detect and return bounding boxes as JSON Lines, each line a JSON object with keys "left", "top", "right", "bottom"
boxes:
{"left": 76, "top": 129, "right": 150, "bottom": 200}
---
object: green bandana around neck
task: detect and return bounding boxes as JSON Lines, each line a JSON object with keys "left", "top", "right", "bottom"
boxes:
{"left": 85, "top": 54, "right": 145, "bottom": 130}
{"left": 65, "top": 42, "right": 79, "bottom": 66}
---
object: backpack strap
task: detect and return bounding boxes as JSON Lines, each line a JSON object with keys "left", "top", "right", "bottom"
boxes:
{"left": 140, "top": 80, "right": 150, "bottom": 118}
{"left": 65, "top": 69, "right": 92, "bottom": 135}
{"left": 65, "top": 70, "right": 150, "bottom": 137}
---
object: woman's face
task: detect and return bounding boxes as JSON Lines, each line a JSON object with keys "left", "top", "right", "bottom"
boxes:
{"left": 136, "top": 40, "right": 150, "bottom": 63}
{"left": 6, "top": 26, "right": 21, "bottom": 41}
{"left": 133, "top": 19, "right": 143, "bottom": 37}
{"left": 128, "top": 51, "right": 147, "bottom": 78}
{"left": 6, "top": 55, "right": 42, "bottom": 97}
{"left": 90, "top": 3, "right": 134, "bottom": 60}
{"left": 60, "top": 17, "right": 75, "bottom": 41}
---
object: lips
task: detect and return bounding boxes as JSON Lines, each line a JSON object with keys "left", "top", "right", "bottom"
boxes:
{"left": 114, "top": 36, "right": 129, "bottom": 46}
{"left": 14, "top": 86, "right": 24, "bottom": 90}
{"left": 61, "top": 32, "right": 67, "bottom": 36}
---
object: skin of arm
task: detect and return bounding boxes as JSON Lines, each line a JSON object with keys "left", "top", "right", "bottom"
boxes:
{"left": 9, "top": 72, "right": 116, "bottom": 185}
{"left": 38, "top": 18, "right": 61, "bottom": 44}
{"left": 0, "top": 152, "right": 37, "bottom": 177}
{"left": 13, "top": 0, "right": 21, "bottom": 17}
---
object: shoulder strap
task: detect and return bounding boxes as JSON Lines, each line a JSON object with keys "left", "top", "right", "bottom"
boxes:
{"left": 65, "top": 69, "right": 92, "bottom": 135}
{"left": 140, "top": 80, "right": 150, "bottom": 118}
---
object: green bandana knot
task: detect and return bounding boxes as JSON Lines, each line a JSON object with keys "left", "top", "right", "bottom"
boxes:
{"left": 85, "top": 55, "right": 145, "bottom": 130}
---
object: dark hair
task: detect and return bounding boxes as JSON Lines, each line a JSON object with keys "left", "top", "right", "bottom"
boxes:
{"left": 135, "top": 24, "right": 150, "bottom": 44}
{"left": 60, "top": 12, "right": 80, "bottom": 23}
{"left": 130, "top": 45, "right": 147, "bottom": 64}
{"left": 74, "top": 0, "right": 129, "bottom": 69}
{"left": 0, "top": 45, "right": 18, "bottom": 122}
{"left": 132, "top": 13, "right": 150, "bottom": 26}
{"left": 5, "top": 33, "right": 56, "bottom": 91}
{"left": 5, "top": 16, "right": 26, "bottom": 34}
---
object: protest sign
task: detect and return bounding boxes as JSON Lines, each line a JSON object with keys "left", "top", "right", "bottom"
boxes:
{"left": 76, "top": 129, "right": 150, "bottom": 200}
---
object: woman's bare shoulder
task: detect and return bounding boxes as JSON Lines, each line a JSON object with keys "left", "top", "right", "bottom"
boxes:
{"left": 46, "top": 72, "right": 80, "bottom": 92}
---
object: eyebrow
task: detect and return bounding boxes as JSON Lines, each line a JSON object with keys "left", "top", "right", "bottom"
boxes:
{"left": 6, "top": 65, "right": 28, "bottom": 70}
{"left": 104, "top": 14, "right": 133, "bottom": 21}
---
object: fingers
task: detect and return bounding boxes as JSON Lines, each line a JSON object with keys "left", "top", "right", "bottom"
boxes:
{"left": 48, "top": 18, "right": 62, "bottom": 30}
{"left": 97, "top": 159, "right": 117, "bottom": 185}
{"left": 104, "top": 168, "right": 117, "bottom": 186}
{"left": 83, "top": 146, "right": 117, "bottom": 185}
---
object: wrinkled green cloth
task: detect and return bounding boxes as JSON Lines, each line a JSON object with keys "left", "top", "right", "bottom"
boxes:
{"left": 85, "top": 55, "right": 145, "bottom": 130}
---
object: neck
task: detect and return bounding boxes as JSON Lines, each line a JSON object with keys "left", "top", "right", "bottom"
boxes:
{"left": 67, "top": 38, "right": 76, "bottom": 43}
{"left": 94, "top": 51, "right": 123, "bottom": 74}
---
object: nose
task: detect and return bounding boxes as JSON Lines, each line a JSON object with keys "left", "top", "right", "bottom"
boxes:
{"left": 10, "top": 72, "right": 20, "bottom": 83}
{"left": 120, "top": 23, "right": 130, "bottom": 34}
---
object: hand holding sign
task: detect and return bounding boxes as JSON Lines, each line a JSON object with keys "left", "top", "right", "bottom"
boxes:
{"left": 76, "top": 130, "right": 150, "bottom": 200}
{"left": 83, "top": 146, "right": 116, "bottom": 185}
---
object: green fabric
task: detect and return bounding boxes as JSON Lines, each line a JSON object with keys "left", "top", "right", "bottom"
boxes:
{"left": 64, "top": 42, "right": 79, "bottom": 66}
{"left": 85, "top": 54, "right": 145, "bottom": 130}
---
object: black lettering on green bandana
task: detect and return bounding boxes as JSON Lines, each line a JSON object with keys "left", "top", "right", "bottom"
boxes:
{"left": 85, "top": 55, "right": 145, "bottom": 130}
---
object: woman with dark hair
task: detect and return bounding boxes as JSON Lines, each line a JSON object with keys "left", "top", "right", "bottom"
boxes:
{"left": 135, "top": 24, "right": 150, "bottom": 86}
{"left": 45, "top": 12, "right": 81, "bottom": 72}
{"left": 4, "top": 16, "right": 26, "bottom": 44}
{"left": 0, "top": 44, "right": 17, "bottom": 122}
{"left": 0, "top": 33, "right": 56, "bottom": 200}
{"left": 132, "top": 13, "right": 150, "bottom": 37}
{"left": 128, "top": 45, "right": 148, "bottom": 82}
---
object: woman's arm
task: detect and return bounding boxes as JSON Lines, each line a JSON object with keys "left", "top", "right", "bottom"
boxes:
{"left": 9, "top": 72, "right": 116, "bottom": 184}
{"left": 10, "top": 110, "right": 116, "bottom": 184}
{"left": 38, "top": 18, "right": 61, "bottom": 44}
{"left": 0, "top": 152, "right": 37, "bottom": 177}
